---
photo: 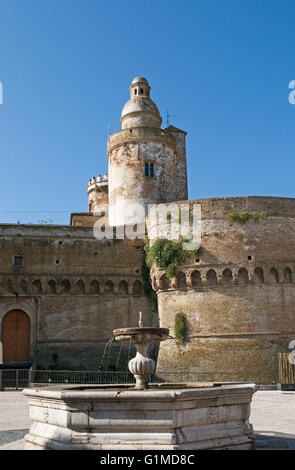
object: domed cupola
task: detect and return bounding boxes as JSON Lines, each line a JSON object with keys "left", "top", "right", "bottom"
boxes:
{"left": 120, "top": 77, "right": 162, "bottom": 129}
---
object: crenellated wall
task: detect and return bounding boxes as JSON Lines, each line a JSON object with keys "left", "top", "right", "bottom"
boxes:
{"left": 148, "top": 196, "right": 295, "bottom": 384}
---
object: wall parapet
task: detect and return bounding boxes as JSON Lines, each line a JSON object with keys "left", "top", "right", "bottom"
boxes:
{"left": 151, "top": 262, "right": 294, "bottom": 291}
{"left": 0, "top": 275, "right": 144, "bottom": 297}
{"left": 150, "top": 196, "right": 295, "bottom": 219}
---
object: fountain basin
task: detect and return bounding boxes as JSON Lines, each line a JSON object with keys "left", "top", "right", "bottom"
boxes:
{"left": 113, "top": 327, "right": 170, "bottom": 344}
{"left": 23, "top": 382, "right": 255, "bottom": 450}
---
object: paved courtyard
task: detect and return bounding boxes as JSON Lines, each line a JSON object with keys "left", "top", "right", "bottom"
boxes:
{"left": 0, "top": 390, "right": 294, "bottom": 450}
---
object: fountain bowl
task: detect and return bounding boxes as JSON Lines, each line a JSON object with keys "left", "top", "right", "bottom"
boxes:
{"left": 113, "top": 327, "right": 170, "bottom": 344}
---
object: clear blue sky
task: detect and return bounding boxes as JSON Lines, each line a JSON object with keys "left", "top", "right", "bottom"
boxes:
{"left": 0, "top": 0, "right": 294, "bottom": 225}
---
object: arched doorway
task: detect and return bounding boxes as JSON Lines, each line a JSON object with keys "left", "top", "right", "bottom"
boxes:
{"left": 2, "top": 310, "right": 30, "bottom": 362}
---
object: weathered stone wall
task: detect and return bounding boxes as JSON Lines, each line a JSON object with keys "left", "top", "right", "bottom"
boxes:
{"left": 0, "top": 224, "right": 153, "bottom": 369}
{"left": 165, "top": 126, "right": 188, "bottom": 201}
{"left": 148, "top": 196, "right": 295, "bottom": 384}
{"left": 108, "top": 129, "right": 178, "bottom": 225}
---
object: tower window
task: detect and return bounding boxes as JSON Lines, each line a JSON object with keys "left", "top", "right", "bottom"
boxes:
{"left": 140, "top": 88, "right": 144, "bottom": 94}
{"left": 14, "top": 256, "right": 23, "bottom": 266}
{"left": 144, "top": 163, "right": 155, "bottom": 178}
{"left": 134, "top": 89, "right": 137, "bottom": 95}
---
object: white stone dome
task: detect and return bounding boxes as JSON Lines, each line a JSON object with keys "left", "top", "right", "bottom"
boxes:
{"left": 120, "top": 77, "right": 162, "bottom": 129}
{"left": 131, "top": 77, "right": 149, "bottom": 85}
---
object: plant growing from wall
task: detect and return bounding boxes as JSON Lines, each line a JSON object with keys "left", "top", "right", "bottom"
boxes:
{"left": 165, "top": 209, "right": 193, "bottom": 223}
{"left": 142, "top": 256, "right": 158, "bottom": 312}
{"left": 225, "top": 210, "right": 268, "bottom": 225}
{"left": 225, "top": 211, "right": 250, "bottom": 224}
{"left": 235, "top": 233, "right": 244, "bottom": 241}
{"left": 174, "top": 312, "right": 187, "bottom": 345}
{"left": 48, "top": 353, "right": 59, "bottom": 370}
{"left": 252, "top": 210, "right": 268, "bottom": 222}
{"left": 38, "top": 219, "right": 53, "bottom": 225}
{"left": 144, "top": 237, "right": 201, "bottom": 279}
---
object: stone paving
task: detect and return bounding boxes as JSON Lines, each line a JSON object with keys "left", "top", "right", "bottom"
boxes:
{"left": 0, "top": 390, "right": 294, "bottom": 450}
{"left": 0, "top": 390, "right": 31, "bottom": 450}
{"left": 250, "top": 390, "right": 295, "bottom": 450}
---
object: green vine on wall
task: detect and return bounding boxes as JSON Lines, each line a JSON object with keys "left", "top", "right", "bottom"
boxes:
{"left": 144, "top": 237, "right": 201, "bottom": 279}
{"left": 225, "top": 210, "right": 267, "bottom": 225}
{"left": 174, "top": 312, "right": 187, "bottom": 345}
{"left": 142, "top": 256, "right": 158, "bottom": 312}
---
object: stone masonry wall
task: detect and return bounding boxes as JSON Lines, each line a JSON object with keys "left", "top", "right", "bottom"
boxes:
{"left": 148, "top": 196, "right": 295, "bottom": 384}
{"left": 0, "top": 224, "right": 153, "bottom": 369}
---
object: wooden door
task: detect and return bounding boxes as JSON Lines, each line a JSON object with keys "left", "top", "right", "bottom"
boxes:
{"left": 2, "top": 310, "right": 30, "bottom": 362}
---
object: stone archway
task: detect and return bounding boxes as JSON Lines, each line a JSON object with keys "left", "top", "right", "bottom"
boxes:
{"left": 2, "top": 310, "right": 31, "bottom": 362}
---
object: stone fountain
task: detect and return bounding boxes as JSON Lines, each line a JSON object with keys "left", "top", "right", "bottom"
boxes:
{"left": 23, "top": 314, "right": 256, "bottom": 450}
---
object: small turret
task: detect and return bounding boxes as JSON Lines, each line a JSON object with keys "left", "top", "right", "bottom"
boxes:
{"left": 87, "top": 173, "right": 108, "bottom": 214}
{"left": 129, "top": 77, "right": 151, "bottom": 98}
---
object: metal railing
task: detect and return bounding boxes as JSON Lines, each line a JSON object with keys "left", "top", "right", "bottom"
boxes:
{"left": 30, "top": 370, "right": 135, "bottom": 385}
{"left": 0, "top": 369, "right": 31, "bottom": 390}
{"left": 0, "top": 368, "right": 271, "bottom": 390}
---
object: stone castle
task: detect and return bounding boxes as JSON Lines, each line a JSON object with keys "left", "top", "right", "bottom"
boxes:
{"left": 0, "top": 77, "right": 294, "bottom": 384}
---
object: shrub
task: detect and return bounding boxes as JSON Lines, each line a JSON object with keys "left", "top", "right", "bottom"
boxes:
{"left": 225, "top": 210, "right": 268, "bottom": 225}
{"left": 253, "top": 210, "right": 268, "bottom": 222}
{"left": 225, "top": 211, "right": 250, "bottom": 224}
{"left": 48, "top": 353, "right": 59, "bottom": 370}
{"left": 174, "top": 312, "right": 187, "bottom": 345}
{"left": 145, "top": 238, "right": 201, "bottom": 279}
{"left": 235, "top": 233, "right": 244, "bottom": 241}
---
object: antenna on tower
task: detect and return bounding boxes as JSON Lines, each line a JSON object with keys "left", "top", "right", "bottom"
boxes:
{"left": 166, "top": 109, "right": 179, "bottom": 127}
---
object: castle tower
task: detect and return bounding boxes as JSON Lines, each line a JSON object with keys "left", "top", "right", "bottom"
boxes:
{"left": 107, "top": 77, "right": 188, "bottom": 226}
{"left": 87, "top": 173, "right": 108, "bottom": 214}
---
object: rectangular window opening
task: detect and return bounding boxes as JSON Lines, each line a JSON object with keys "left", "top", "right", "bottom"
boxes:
{"left": 144, "top": 163, "right": 155, "bottom": 177}
{"left": 14, "top": 256, "right": 23, "bottom": 266}
{"left": 150, "top": 163, "right": 154, "bottom": 177}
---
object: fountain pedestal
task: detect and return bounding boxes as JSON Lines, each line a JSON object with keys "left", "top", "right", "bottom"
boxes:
{"left": 113, "top": 327, "right": 169, "bottom": 389}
